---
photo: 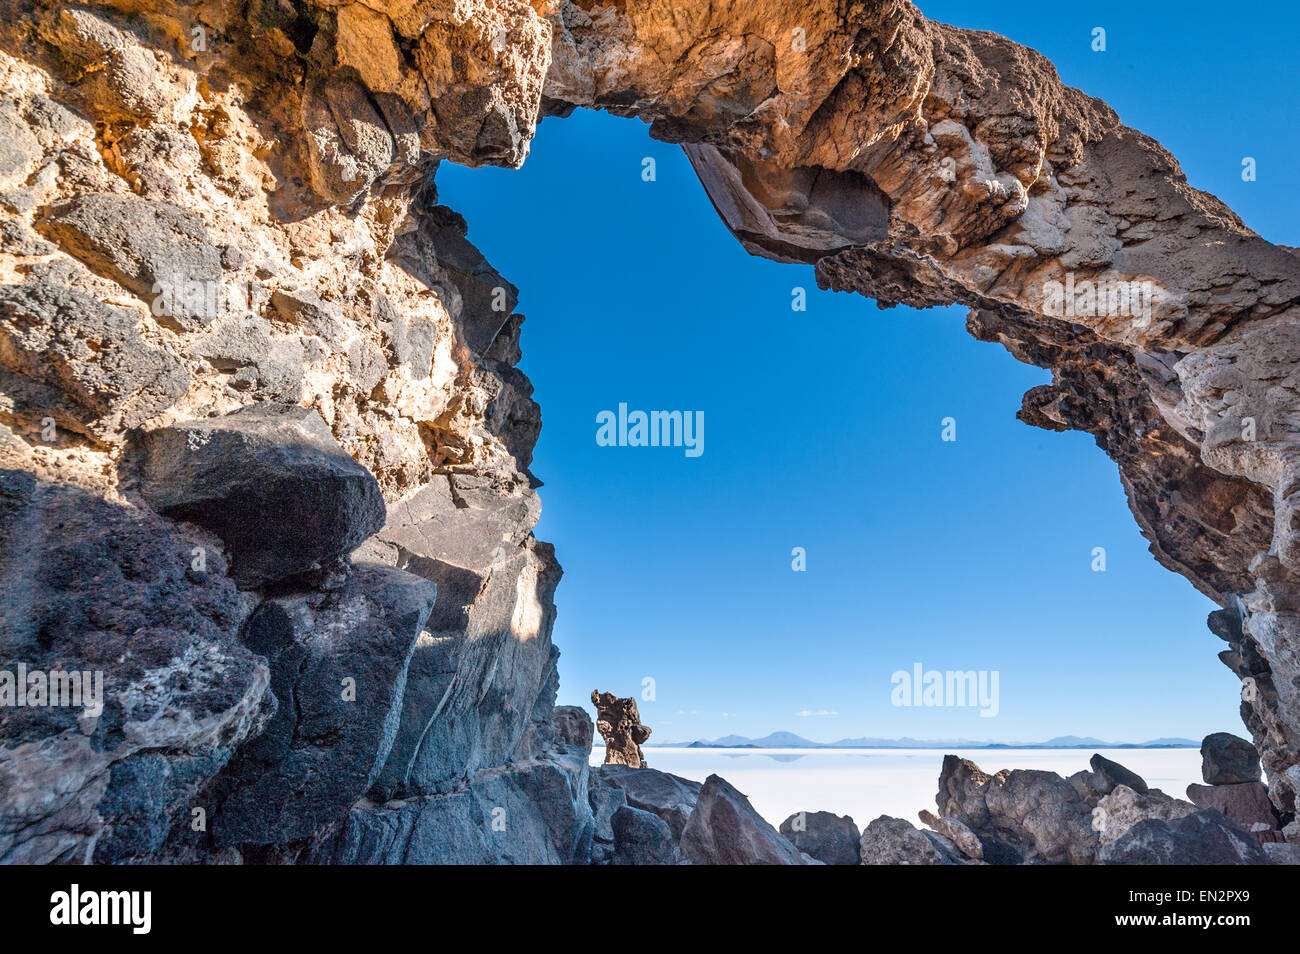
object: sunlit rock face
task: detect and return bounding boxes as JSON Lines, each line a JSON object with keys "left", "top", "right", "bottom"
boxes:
{"left": 0, "top": 0, "right": 1297, "bottom": 864}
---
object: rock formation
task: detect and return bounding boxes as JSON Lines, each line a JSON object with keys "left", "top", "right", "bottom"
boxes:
{"left": 591, "top": 689, "right": 651, "bottom": 767}
{"left": 1, "top": 0, "right": 1299, "bottom": 863}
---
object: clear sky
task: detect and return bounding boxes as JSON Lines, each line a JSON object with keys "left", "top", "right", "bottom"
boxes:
{"left": 437, "top": 1, "right": 1298, "bottom": 744}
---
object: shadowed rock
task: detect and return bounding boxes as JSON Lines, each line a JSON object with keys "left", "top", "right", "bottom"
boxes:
{"left": 680, "top": 774, "right": 807, "bottom": 865}
{"left": 611, "top": 805, "right": 678, "bottom": 865}
{"left": 1101, "top": 809, "right": 1268, "bottom": 865}
{"left": 591, "top": 689, "right": 651, "bottom": 767}
{"left": 779, "top": 810, "right": 861, "bottom": 865}
{"left": 1186, "top": 781, "right": 1280, "bottom": 832}
{"left": 1089, "top": 754, "right": 1149, "bottom": 795}
{"left": 211, "top": 564, "right": 436, "bottom": 848}
{"left": 131, "top": 404, "right": 386, "bottom": 588}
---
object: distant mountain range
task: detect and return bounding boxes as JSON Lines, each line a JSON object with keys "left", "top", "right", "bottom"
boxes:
{"left": 642, "top": 732, "right": 1198, "bottom": 749}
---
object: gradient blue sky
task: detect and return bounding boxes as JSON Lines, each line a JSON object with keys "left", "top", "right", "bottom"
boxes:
{"left": 438, "top": 2, "right": 1298, "bottom": 744}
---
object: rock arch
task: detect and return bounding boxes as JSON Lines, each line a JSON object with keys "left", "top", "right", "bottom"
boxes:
{"left": 0, "top": 0, "right": 1296, "bottom": 861}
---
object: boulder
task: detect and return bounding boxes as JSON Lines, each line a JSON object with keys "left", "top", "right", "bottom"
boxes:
{"left": 611, "top": 805, "right": 679, "bottom": 865}
{"left": 595, "top": 764, "right": 701, "bottom": 840}
{"left": 1201, "top": 733, "right": 1261, "bottom": 784}
{"left": 860, "top": 815, "right": 970, "bottom": 865}
{"left": 779, "top": 810, "right": 861, "bottom": 865}
{"left": 680, "top": 774, "right": 807, "bottom": 865}
{"left": 1186, "top": 781, "right": 1280, "bottom": 832}
{"left": 552, "top": 706, "right": 593, "bottom": 752}
{"left": 211, "top": 564, "right": 436, "bottom": 848}
{"left": 131, "top": 403, "right": 386, "bottom": 588}
{"left": 936, "top": 756, "right": 1097, "bottom": 864}
{"left": 1089, "top": 754, "right": 1149, "bottom": 795}
{"left": 1092, "top": 784, "right": 1197, "bottom": 849}
{"left": 1101, "top": 809, "right": 1268, "bottom": 865}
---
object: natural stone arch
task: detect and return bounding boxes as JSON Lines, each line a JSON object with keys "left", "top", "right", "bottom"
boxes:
{"left": 1, "top": 0, "right": 1296, "bottom": 862}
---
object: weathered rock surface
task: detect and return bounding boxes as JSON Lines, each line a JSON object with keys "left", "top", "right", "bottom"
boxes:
{"left": 680, "top": 774, "right": 807, "bottom": 865}
{"left": 860, "top": 815, "right": 972, "bottom": 866}
{"left": 130, "top": 404, "right": 387, "bottom": 588}
{"left": 918, "top": 809, "right": 984, "bottom": 861}
{"left": 937, "top": 756, "right": 1097, "bottom": 864}
{"left": 779, "top": 810, "right": 861, "bottom": 866}
{"left": 594, "top": 763, "right": 701, "bottom": 841}
{"left": 1101, "top": 809, "right": 1268, "bottom": 865}
{"left": 611, "top": 805, "right": 678, "bottom": 865}
{"left": 591, "top": 689, "right": 651, "bottom": 767}
{"left": 1201, "top": 732, "right": 1262, "bottom": 785}
{"left": 209, "top": 565, "right": 436, "bottom": 849}
{"left": 0, "top": 471, "right": 269, "bottom": 864}
{"left": 1092, "top": 784, "right": 1197, "bottom": 850}
{"left": 1187, "top": 781, "right": 1280, "bottom": 833}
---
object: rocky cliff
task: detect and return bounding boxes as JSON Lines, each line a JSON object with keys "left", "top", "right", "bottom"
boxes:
{"left": 0, "top": 0, "right": 1297, "bottom": 864}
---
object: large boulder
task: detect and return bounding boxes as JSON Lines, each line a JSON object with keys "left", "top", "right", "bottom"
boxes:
{"left": 936, "top": 756, "right": 1097, "bottom": 864}
{"left": 595, "top": 764, "right": 702, "bottom": 841}
{"left": 1089, "top": 754, "right": 1149, "bottom": 795}
{"left": 210, "top": 565, "right": 436, "bottom": 848}
{"left": 1186, "top": 781, "right": 1280, "bottom": 832}
{"left": 130, "top": 403, "right": 386, "bottom": 588}
{"left": 1201, "top": 733, "right": 1261, "bottom": 784}
{"left": 1092, "top": 784, "right": 1197, "bottom": 849}
{"left": 860, "top": 815, "right": 972, "bottom": 865}
{"left": 1101, "top": 809, "right": 1268, "bottom": 865}
{"left": 779, "top": 810, "right": 861, "bottom": 865}
{"left": 680, "top": 774, "right": 807, "bottom": 865}
{"left": 611, "top": 805, "right": 679, "bottom": 865}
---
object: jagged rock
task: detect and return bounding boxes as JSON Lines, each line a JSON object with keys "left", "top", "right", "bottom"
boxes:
{"left": 1201, "top": 733, "right": 1261, "bottom": 784}
{"left": 1089, "top": 754, "right": 1149, "bottom": 795}
{"left": 918, "top": 809, "right": 984, "bottom": 861}
{"left": 1101, "top": 809, "right": 1268, "bottom": 865}
{"left": 0, "top": 471, "right": 269, "bottom": 863}
{"left": 1264, "top": 842, "right": 1300, "bottom": 865}
{"left": 1186, "top": 781, "right": 1280, "bottom": 832}
{"left": 937, "top": 756, "right": 1097, "bottom": 864}
{"left": 860, "top": 815, "right": 971, "bottom": 866}
{"left": 595, "top": 764, "right": 701, "bottom": 841}
{"left": 779, "top": 810, "right": 861, "bottom": 865}
{"left": 591, "top": 689, "right": 651, "bottom": 767}
{"left": 130, "top": 404, "right": 386, "bottom": 588}
{"left": 1092, "top": 784, "right": 1197, "bottom": 850}
{"left": 680, "top": 774, "right": 807, "bottom": 865}
{"left": 611, "top": 805, "right": 678, "bottom": 865}
{"left": 211, "top": 564, "right": 436, "bottom": 848}
{"left": 41, "top": 192, "right": 222, "bottom": 329}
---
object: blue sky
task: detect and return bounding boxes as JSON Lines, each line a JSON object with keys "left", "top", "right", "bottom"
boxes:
{"left": 437, "top": 1, "right": 1298, "bottom": 744}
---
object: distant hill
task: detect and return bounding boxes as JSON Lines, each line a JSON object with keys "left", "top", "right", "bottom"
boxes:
{"left": 648, "top": 733, "right": 1199, "bottom": 749}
